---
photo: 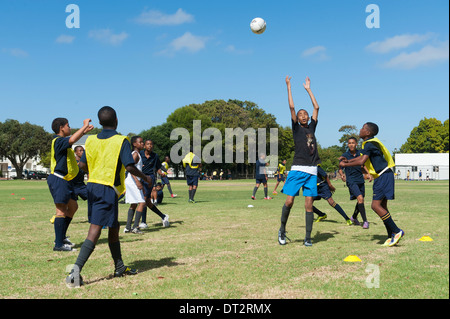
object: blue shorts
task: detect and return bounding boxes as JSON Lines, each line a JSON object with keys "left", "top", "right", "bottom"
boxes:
{"left": 73, "top": 182, "right": 88, "bottom": 201}
{"left": 347, "top": 182, "right": 365, "bottom": 200}
{"left": 142, "top": 174, "right": 155, "bottom": 198}
{"left": 256, "top": 177, "right": 267, "bottom": 185}
{"left": 373, "top": 170, "right": 395, "bottom": 200}
{"left": 277, "top": 174, "right": 285, "bottom": 182}
{"left": 47, "top": 174, "right": 77, "bottom": 204}
{"left": 186, "top": 175, "right": 199, "bottom": 186}
{"left": 161, "top": 175, "right": 170, "bottom": 185}
{"left": 314, "top": 183, "right": 332, "bottom": 200}
{"left": 87, "top": 183, "right": 119, "bottom": 228}
{"left": 281, "top": 171, "right": 317, "bottom": 197}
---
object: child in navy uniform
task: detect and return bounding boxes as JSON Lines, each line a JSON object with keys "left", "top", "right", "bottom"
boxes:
{"left": 183, "top": 147, "right": 202, "bottom": 203}
{"left": 252, "top": 153, "right": 271, "bottom": 200}
{"left": 65, "top": 106, "right": 153, "bottom": 288}
{"left": 339, "top": 122, "right": 404, "bottom": 247}
{"left": 139, "top": 140, "right": 169, "bottom": 228}
{"left": 312, "top": 165, "right": 352, "bottom": 225}
{"left": 48, "top": 118, "right": 93, "bottom": 251}
{"left": 338, "top": 137, "right": 371, "bottom": 228}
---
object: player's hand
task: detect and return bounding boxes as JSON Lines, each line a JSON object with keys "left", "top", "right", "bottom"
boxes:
{"left": 83, "top": 119, "right": 94, "bottom": 133}
{"left": 285, "top": 75, "right": 292, "bottom": 86}
{"left": 303, "top": 77, "right": 311, "bottom": 90}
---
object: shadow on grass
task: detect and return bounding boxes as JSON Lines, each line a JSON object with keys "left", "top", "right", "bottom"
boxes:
{"left": 84, "top": 257, "right": 181, "bottom": 286}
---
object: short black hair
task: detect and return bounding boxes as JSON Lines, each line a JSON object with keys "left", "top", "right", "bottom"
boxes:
{"left": 74, "top": 145, "right": 84, "bottom": 153}
{"left": 51, "top": 118, "right": 68, "bottom": 134}
{"left": 130, "top": 135, "right": 141, "bottom": 146}
{"left": 348, "top": 136, "right": 358, "bottom": 142}
{"left": 365, "top": 122, "right": 379, "bottom": 137}
{"left": 98, "top": 106, "right": 117, "bottom": 127}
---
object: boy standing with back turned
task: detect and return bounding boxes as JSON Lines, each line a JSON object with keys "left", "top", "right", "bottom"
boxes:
{"left": 65, "top": 106, "right": 153, "bottom": 287}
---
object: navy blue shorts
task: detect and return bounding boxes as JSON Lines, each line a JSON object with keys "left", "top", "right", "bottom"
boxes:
{"left": 87, "top": 183, "right": 119, "bottom": 228}
{"left": 73, "top": 182, "right": 88, "bottom": 201}
{"left": 47, "top": 174, "right": 77, "bottom": 204}
{"left": 277, "top": 174, "right": 285, "bottom": 182}
{"left": 347, "top": 182, "right": 365, "bottom": 200}
{"left": 142, "top": 175, "right": 155, "bottom": 198}
{"left": 255, "top": 177, "right": 267, "bottom": 185}
{"left": 161, "top": 175, "right": 170, "bottom": 185}
{"left": 186, "top": 175, "right": 199, "bottom": 186}
{"left": 373, "top": 170, "right": 395, "bottom": 200}
{"left": 314, "top": 183, "right": 332, "bottom": 201}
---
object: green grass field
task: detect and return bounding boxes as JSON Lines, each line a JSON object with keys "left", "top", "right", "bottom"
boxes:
{"left": 0, "top": 178, "right": 448, "bottom": 299}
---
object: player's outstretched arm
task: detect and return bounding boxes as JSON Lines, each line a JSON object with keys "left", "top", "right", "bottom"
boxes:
{"left": 303, "top": 77, "right": 319, "bottom": 121}
{"left": 69, "top": 119, "right": 94, "bottom": 145}
{"left": 286, "top": 76, "right": 297, "bottom": 122}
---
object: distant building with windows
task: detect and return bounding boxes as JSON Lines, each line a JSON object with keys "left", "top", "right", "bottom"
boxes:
{"left": 395, "top": 153, "right": 449, "bottom": 180}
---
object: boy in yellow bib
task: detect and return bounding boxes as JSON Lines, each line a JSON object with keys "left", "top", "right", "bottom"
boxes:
{"left": 339, "top": 122, "right": 404, "bottom": 247}
{"left": 66, "top": 106, "right": 152, "bottom": 288}
{"left": 48, "top": 117, "right": 94, "bottom": 251}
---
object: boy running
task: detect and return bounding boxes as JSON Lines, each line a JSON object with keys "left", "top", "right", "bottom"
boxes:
{"left": 252, "top": 153, "right": 271, "bottom": 200}
{"left": 339, "top": 122, "right": 404, "bottom": 247}
{"left": 278, "top": 75, "right": 321, "bottom": 247}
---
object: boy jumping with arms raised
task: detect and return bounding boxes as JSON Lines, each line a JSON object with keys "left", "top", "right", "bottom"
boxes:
{"left": 278, "top": 75, "right": 321, "bottom": 247}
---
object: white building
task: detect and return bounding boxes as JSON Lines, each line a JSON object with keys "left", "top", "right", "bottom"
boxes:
{"left": 395, "top": 153, "right": 449, "bottom": 180}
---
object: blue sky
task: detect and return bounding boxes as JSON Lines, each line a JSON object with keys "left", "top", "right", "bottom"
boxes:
{"left": 0, "top": 0, "right": 448, "bottom": 152}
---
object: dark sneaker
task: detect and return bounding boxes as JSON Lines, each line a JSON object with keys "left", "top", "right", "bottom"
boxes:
{"left": 114, "top": 266, "right": 138, "bottom": 277}
{"left": 53, "top": 244, "right": 76, "bottom": 251}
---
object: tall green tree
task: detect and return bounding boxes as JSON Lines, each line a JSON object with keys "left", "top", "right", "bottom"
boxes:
{"left": 0, "top": 119, "right": 52, "bottom": 177}
{"left": 400, "top": 118, "right": 449, "bottom": 153}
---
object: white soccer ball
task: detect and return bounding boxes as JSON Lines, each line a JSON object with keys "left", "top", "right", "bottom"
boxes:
{"left": 250, "top": 17, "right": 266, "bottom": 34}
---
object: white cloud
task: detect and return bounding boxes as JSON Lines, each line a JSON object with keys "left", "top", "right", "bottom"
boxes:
{"left": 136, "top": 8, "right": 194, "bottom": 26}
{"left": 301, "top": 46, "right": 329, "bottom": 61}
{"left": 225, "top": 45, "right": 252, "bottom": 55}
{"left": 2, "top": 48, "right": 28, "bottom": 57}
{"left": 55, "top": 35, "right": 75, "bottom": 44}
{"left": 366, "top": 33, "right": 435, "bottom": 53}
{"left": 157, "top": 32, "right": 209, "bottom": 56}
{"left": 88, "top": 29, "right": 129, "bottom": 46}
{"left": 383, "top": 40, "right": 449, "bottom": 69}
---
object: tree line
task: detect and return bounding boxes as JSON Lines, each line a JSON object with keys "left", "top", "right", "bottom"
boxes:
{"left": 1, "top": 101, "right": 448, "bottom": 179}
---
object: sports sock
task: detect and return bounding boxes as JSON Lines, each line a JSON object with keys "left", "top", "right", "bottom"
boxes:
{"left": 63, "top": 216, "right": 72, "bottom": 239}
{"left": 189, "top": 189, "right": 193, "bottom": 200}
{"left": 54, "top": 216, "right": 65, "bottom": 247}
{"left": 74, "top": 239, "right": 95, "bottom": 273}
{"left": 280, "top": 204, "right": 291, "bottom": 233}
{"left": 380, "top": 211, "right": 400, "bottom": 238}
{"left": 357, "top": 203, "right": 367, "bottom": 222}
{"left": 167, "top": 184, "right": 173, "bottom": 195}
{"left": 126, "top": 208, "right": 135, "bottom": 230}
{"left": 141, "top": 206, "right": 147, "bottom": 223}
{"left": 192, "top": 188, "right": 197, "bottom": 200}
{"left": 352, "top": 203, "right": 359, "bottom": 219}
{"left": 305, "top": 211, "right": 314, "bottom": 242}
{"left": 264, "top": 187, "right": 268, "bottom": 198}
{"left": 150, "top": 205, "right": 165, "bottom": 219}
{"left": 332, "top": 202, "right": 350, "bottom": 220}
{"left": 253, "top": 187, "right": 258, "bottom": 197}
{"left": 133, "top": 211, "right": 143, "bottom": 229}
{"left": 313, "top": 206, "right": 326, "bottom": 217}
{"left": 108, "top": 241, "right": 125, "bottom": 272}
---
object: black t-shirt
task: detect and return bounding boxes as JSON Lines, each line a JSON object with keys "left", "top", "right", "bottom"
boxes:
{"left": 291, "top": 119, "right": 321, "bottom": 166}
{"left": 140, "top": 151, "right": 161, "bottom": 176}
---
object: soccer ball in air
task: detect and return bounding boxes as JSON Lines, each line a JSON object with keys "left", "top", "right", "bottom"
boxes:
{"left": 250, "top": 17, "right": 266, "bottom": 34}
